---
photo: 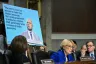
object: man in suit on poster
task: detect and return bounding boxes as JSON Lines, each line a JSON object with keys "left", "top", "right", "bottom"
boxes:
{"left": 21, "top": 18, "right": 41, "bottom": 44}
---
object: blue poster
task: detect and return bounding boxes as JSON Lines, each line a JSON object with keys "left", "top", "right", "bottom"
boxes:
{"left": 3, "top": 4, "right": 43, "bottom": 46}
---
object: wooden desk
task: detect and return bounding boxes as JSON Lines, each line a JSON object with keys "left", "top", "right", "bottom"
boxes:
{"left": 66, "top": 61, "right": 96, "bottom": 64}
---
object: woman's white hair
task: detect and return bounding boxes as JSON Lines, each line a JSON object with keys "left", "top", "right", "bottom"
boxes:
{"left": 60, "top": 39, "right": 73, "bottom": 48}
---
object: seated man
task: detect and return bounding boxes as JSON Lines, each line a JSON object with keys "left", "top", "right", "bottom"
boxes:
{"left": 85, "top": 41, "right": 96, "bottom": 60}
{"left": 71, "top": 40, "right": 78, "bottom": 61}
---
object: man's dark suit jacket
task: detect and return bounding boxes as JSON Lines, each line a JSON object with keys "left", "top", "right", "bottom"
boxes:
{"left": 73, "top": 50, "right": 96, "bottom": 61}
{"left": 85, "top": 50, "right": 96, "bottom": 60}
{"left": 71, "top": 51, "right": 81, "bottom": 61}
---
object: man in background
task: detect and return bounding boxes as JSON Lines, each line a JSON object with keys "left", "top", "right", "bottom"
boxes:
{"left": 21, "top": 18, "right": 41, "bottom": 44}
{"left": 86, "top": 41, "right": 96, "bottom": 60}
{"left": 71, "top": 40, "right": 78, "bottom": 61}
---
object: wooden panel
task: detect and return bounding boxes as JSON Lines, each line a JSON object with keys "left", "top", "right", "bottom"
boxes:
{"left": 52, "top": 0, "right": 96, "bottom": 33}
{"left": 0, "top": 0, "right": 8, "bottom": 2}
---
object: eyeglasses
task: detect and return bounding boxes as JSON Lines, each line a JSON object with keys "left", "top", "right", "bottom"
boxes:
{"left": 81, "top": 48, "right": 87, "bottom": 50}
{"left": 66, "top": 45, "right": 73, "bottom": 48}
{"left": 87, "top": 45, "right": 94, "bottom": 47}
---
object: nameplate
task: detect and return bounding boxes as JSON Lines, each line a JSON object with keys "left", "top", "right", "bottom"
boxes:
{"left": 80, "top": 56, "right": 94, "bottom": 61}
{"left": 41, "top": 59, "right": 54, "bottom": 64}
{"left": 23, "top": 62, "right": 30, "bottom": 64}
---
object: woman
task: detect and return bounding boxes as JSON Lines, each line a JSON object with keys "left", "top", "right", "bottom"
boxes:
{"left": 9, "top": 35, "right": 32, "bottom": 64}
{"left": 50, "top": 39, "right": 74, "bottom": 63}
{"left": 76, "top": 45, "right": 87, "bottom": 61}
{"left": 80, "top": 45, "right": 87, "bottom": 57}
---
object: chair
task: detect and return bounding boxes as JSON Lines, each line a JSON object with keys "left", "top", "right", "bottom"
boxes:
{"left": 35, "top": 51, "right": 50, "bottom": 64}
{"left": 0, "top": 52, "right": 6, "bottom": 64}
{"left": 48, "top": 50, "right": 55, "bottom": 56}
{"left": 0, "top": 35, "right": 6, "bottom": 64}
{"left": 4, "top": 50, "right": 12, "bottom": 64}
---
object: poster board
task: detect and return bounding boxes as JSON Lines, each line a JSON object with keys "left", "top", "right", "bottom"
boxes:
{"left": 3, "top": 4, "right": 43, "bottom": 46}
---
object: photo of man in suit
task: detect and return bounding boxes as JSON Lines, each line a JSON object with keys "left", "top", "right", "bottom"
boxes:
{"left": 21, "top": 18, "right": 41, "bottom": 44}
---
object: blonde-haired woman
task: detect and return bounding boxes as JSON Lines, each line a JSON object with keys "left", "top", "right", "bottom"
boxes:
{"left": 51, "top": 39, "right": 74, "bottom": 63}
